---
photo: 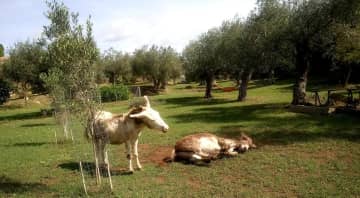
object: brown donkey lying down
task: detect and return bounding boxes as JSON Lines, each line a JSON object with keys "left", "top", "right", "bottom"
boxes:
{"left": 167, "top": 132, "right": 256, "bottom": 163}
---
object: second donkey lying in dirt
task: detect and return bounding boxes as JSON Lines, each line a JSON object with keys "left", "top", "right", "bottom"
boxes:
{"left": 167, "top": 132, "right": 256, "bottom": 163}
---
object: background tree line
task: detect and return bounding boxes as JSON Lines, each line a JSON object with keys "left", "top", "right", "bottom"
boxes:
{"left": 1, "top": 0, "right": 359, "bottom": 106}
{"left": 0, "top": 42, "right": 183, "bottom": 104}
{"left": 182, "top": 0, "right": 360, "bottom": 104}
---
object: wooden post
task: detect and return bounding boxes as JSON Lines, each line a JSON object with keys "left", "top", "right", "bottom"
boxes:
{"left": 70, "top": 128, "right": 74, "bottom": 142}
{"left": 92, "top": 141, "right": 101, "bottom": 185}
{"left": 54, "top": 129, "right": 58, "bottom": 144}
{"left": 105, "top": 150, "right": 113, "bottom": 191}
{"left": 79, "top": 161, "right": 88, "bottom": 196}
{"left": 315, "top": 91, "right": 321, "bottom": 106}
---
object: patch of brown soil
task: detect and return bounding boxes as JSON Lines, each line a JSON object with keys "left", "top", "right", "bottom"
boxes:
{"left": 139, "top": 144, "right": 174, "bottom": 167}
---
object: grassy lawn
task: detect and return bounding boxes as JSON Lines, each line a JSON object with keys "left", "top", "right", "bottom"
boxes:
{"left": 0, "top": 80, "right": 359, "bottom": 197}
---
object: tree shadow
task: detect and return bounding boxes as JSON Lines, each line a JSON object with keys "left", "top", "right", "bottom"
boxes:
{"left": 170, "top": 103, "right": 291, "bottom": 124}
{"left": 0, "top": 111, "right": 43, "bottom": 121}
{"left": 246, "top": 80, "right": 275, "bottom": 90}
{"left": 171, "top": 102, "right": 360, "bottom": 144}
{"left": 0, "top": 175, "right": 47, "bottom": 194}
{"left": 20, "top": 123, "right": 54, "bottom": 128}
{"left": 160, "top": 96, "right": 237, "bottom": 108}
{"left": 217, "top": 126, "right": 360, "bottom": 147}
{"left": 58, "top": 162, "right": 133, "bottom": 177}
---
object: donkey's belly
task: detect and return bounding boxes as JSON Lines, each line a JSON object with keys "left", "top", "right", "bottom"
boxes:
{"left": 196, "top": 137, "right": 221, "bottom": 157}
{"left": 106, "top": 129, "right": 130, "bottom": 144}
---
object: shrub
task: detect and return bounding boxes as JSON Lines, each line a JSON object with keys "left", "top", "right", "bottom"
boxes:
{"left": 100, "top": 84, "right": 129, "bottom": 102}
{"left": 0, "top": 79, "right": 10, "bottom": 105}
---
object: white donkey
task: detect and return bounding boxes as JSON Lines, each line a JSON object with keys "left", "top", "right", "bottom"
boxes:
{"left": 86, "top": 96, "right": 169, "bottom": 172}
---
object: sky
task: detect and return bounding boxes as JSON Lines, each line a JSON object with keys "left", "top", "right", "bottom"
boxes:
{"left": 0, "top": 0, "right": 257, "bottom": 54}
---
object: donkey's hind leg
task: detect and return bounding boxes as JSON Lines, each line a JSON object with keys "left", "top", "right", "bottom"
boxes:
{"left": 175, "top": 151, "right": 211, "bottom": 163}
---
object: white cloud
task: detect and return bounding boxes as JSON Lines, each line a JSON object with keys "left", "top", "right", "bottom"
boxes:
{"left": 0, "top": 0, "right": 257, "bottom": 54}
{"left": 94, "top": 0, "right": 257, "bottom": 53}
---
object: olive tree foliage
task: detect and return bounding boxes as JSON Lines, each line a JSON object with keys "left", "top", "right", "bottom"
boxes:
{"left": 183, "top": 0, "right": 359, "bottom": 103}
{"left": 183, "top": 0, "right": 291, "bottom": 100}
{"left": 0, "top": 79, "right": 10, "bottom": 105}
{"left": 40, "top": 0, "right": 99, "bottom": 139}
{"left": 183, "top": 28, "right": 223, "bottom": 98}
{"left": 224, "top": 12, "right": 263, "bottom": 101}
{"left": 218, "top": 17, "right": 244, "bottom": 85}
{"left": 331, "top": 25, "right": 360, "bottom": 86}
{"left": 3, "top": 40, "right": 48, "bottom": 104}
{"left": 254, "top": 0, "right": 293, "bottom": 78}
{"left": 101, "top": 48, "right": 132, "bottom": 84}
{"left": 234, "top": 0, "right": 291, "bottom": 101}
{"left": 132, "top": 45, "right": 182, "bottom": 89}
{"left": 324, "top": 0, "right": 360, "bottom": 87}
{"left": 168, "top": 51, "right": 183, "bottom": 85}
{"left": 158, "top": 46, "right": 182, "bottom": 87}
{"left": 0, "top": 44, "right": 4, "bottom": 57}
{"left": 287, "top": 0, "right": 360, "bottom": 104}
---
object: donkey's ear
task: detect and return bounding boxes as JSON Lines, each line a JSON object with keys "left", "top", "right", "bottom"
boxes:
{"left": 240, "top": 133, "right": 249, "bottom": 140}
{"left": 129, "top": 111, "right": 149, "bottom": 119}
{"left": 144, "top": 95, "right": 151, "bottom": 108}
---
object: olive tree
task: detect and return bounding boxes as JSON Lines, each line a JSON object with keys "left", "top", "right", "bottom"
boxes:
{"left": 41, "top": 0, "right": 99, "bottom": 139}
{"left": 183, "top": 28, "right": 223, "bottom": 98}
{"left": 3, "top": 40, "right": 48, "bottom": 104}
{"left": 0, "top": 44, "right": 4, "bottom": 57}
{"left": 288, "top": 0, "right": 360, "bottom": 104}
{"left": 102, "top": 48, "right": 132, "bottom": 84}
{"left": 132, "top": 45, "right": 182, "bottom": 89}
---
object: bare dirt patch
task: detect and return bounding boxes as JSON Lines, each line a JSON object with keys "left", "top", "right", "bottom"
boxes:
{"left": 139, "top": 144, "right": 173, "bottom": 167}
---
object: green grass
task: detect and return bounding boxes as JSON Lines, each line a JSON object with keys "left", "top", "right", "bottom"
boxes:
{"left": 0, "top": 80, "right": 359, "bottom": 197}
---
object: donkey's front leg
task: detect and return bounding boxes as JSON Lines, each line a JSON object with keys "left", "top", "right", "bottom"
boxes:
{"left": 132, "top": 139, "right": 142, "bottom": 170}
{"left": 225, "top": 147, "right": 238, "bottom": 156}
{"left": 125, "top": 141, "right": 134, "bottom": 172}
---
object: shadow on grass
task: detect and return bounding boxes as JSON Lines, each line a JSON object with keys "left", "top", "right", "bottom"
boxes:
{"left": 171, "top": 102, "right": 360, "bottom": 144}
{"left": 160, "top": 96, "right": 237, "bottom": 107}
{"left": 20, "top": 123, "right": 54, "bottom": 128}
{"left": 58, "top": 162, "right": 134, "bottom": 177}
{"left": 0, "top": 111, "right": 44, "bottom": 121}
{"left": 0, "top": 175, "right": 47, "bottom": 194}
{"left": 170, "top": 103, "right": 290, "bottom": 123}
{"left": 217, "top": 126, "right": 360, "bottom": 147}
{"left": 275, "top": 79, "right": 340, "bottom": 92}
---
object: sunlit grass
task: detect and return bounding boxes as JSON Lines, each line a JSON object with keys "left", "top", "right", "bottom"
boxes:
{"left": 0, "top": 80, "right": 359, "bottom": 197}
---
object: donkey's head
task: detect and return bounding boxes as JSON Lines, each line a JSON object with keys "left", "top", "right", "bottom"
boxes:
{"left": 129, "top": 96, "right": 169, "bottom": 132}
{"left": 235, "top": 133, "right": 256, "bottom": 153}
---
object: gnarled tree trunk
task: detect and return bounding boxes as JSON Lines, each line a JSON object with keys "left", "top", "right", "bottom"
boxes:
{"left": 153, "top": 78, "right": 161, "bottom": 90}
{"left": 344, "top": 65, "right": 352, "bottom": 87}
{"left": 204, "top": 75, "right": 214, "bottom": 99}
{"left": 238, "top": 69, "right": 253, "bottom": 101}
{"left": 292, "top": 45, "right": 310, "bottom": 105}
